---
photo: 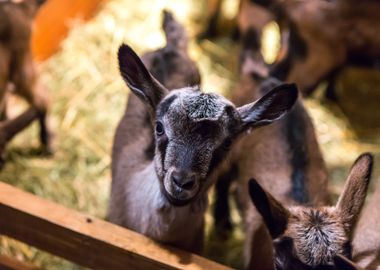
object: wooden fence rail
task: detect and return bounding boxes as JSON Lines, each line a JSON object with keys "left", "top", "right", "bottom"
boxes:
{"left": 0, "top": 182, "right": 231, "bottom": 270}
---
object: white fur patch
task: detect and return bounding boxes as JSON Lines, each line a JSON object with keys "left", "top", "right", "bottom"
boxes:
{"left": 121, "top": 162, "right": 206, "bottom": 243}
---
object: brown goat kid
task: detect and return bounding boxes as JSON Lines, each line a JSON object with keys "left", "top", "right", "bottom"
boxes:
{"left": 255, "top": 0, "right": 380, "bottom": 97}
{"left": 213, "top": 28, "right": 329, "bottom": 269}
{"left": 248, "top": 153, "right": 374, "bottom": 270}
{"left": 109, "top": 12, "right": 298, "bottom": 255}
{"left": 0, "top": 0, "right": 51, "bottom": 163}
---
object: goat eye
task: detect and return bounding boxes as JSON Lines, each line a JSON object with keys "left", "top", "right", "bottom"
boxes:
{"left": 155, "top": 121, "right": 165, "bottom": 136}
{"left": 223, "top": 138, "right": 232, "bottom": 150}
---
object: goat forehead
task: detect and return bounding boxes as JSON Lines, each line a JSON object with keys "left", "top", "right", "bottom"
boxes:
{"left": 163, "top": 88, "right": 234, "bottom": 122}
{"left": 287, "top": 207, "right": 347, "bottom": 266}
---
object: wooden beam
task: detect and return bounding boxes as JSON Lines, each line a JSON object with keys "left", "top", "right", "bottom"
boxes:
{"left": 0, "top": 255, "right": 38, "bottom": 270}
{"left": 0, "top": 182, "right": 231, "bottom": 270}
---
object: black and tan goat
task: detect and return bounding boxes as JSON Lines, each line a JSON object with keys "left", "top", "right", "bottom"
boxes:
{"left": 0, "top": 0, "right": 51, "bottom": 164}
{"left": 213, "top": 28, "right": 329, "bottom": 269}
{"left": 247, "top": 153, "right": 373, "bottom": 270}
{"left": 108, "top": 11, "right": 298, "bottom": 253}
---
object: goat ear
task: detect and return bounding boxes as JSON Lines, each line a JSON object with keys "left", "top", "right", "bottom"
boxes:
{"left": 336, "top": 153, "right": 373, "bottom": 236}
{"left": 333, "top": 255, "right": 360, "bottom": 270}
{"left": 237, "top": 83, "right": 298, "bottom": 130}
{"left": 118, "top": 44, "right": 169, "bottom": 114}
{"left": 248, "top": 178, "right": 290, "bottom": 238}
{"left": 162, "top": 10, "right": 187, "bottom": 51}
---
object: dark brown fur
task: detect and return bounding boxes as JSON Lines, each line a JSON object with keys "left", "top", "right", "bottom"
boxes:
{"left": 0, "top": 0, "right": 51, "bottom": 163}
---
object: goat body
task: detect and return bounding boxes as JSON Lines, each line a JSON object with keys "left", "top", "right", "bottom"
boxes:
{"left": 259, "top": 0, "right": 380, "bottom": 96}
{"left": 214, "top": 28, "right": 329, "bottom": 269}
{"left": 0, "top": 0, "right": 51, "bottom": 162}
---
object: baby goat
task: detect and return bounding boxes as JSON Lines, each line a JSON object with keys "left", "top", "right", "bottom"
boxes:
{"left": 0, "top": 0, "right": 51, "bottom": 163}
{"left": 254, "top": 0, "right": 380, "bottom": 97}
{"left": 248, "top": 153, "right": 373, "bottom": 270}
{"left": 108, "top": 41, "right": 297, "bottom": 253}
{"left": 213, "top": 28, "right": 329, "bottom": 269}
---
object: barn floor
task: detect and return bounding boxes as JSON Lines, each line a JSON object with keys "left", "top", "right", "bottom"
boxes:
{"left": 1, "top": 0, "right": 380, "bottom": 269}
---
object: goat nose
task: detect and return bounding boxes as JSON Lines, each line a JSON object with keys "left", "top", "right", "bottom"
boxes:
{"left": 171, "top": 170, "right": 196, "bottom": 190}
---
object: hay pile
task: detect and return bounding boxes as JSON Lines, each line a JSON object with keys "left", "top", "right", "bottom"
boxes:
{"left": 0, "top": 0, "right": 379, "bottom": 269}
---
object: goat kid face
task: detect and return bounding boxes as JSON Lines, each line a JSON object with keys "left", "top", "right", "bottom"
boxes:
{"left": 118, "top": 44, "right": 298, "bottom": 206}
{"left": 248, "top": 153, "right": 373, "bottom": 269}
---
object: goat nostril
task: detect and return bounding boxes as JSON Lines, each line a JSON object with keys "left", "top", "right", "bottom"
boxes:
{"left": 182, "top": 180, "right": 195, "bottom": 190}
{"left": 171, "top": 173, "right": 196, "bottom": 190}
{"left": 172, "top": 174, "right": 181, "bottom": 187}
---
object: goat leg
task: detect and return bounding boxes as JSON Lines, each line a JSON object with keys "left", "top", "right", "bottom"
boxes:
{"left": 0, "top": 107, "right": 38, "bottom": 165}
{"left": 213, "top": 167, "right": 237, "bottom": 235}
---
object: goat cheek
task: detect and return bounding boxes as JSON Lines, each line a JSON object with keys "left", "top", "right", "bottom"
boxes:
{"left": 156, "top": 137, "right": 168, "bottom": 168}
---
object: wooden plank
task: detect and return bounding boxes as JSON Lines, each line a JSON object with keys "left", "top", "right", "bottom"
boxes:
{"left": 0, "top": 255, "right": 38, "bottom": 270}
{"left": 0, "top": 182, "right": 231, "bottom": 270}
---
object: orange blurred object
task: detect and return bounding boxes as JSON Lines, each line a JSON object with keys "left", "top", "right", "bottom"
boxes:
{"left": 32, "top": 0, "right": 105, "bottom": 62}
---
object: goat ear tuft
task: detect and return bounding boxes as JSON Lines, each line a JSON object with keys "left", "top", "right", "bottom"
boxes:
{"left": 248, "top": 178, "right": 290, "bottom": 238}
{"left": 333, "top": 255, "right": 361, "bottom": 270}
{"left": 118, "top": 44, "right": 168, "bottom": 113}
{"left": 336, "top": 153, "right": 374, "bottom": 236}
{"left": 237, "top": 83, "right": 298, "bottom": 130}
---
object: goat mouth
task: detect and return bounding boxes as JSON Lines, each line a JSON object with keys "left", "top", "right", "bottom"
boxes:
{"left": 161, "top": 187, "right": 199, "bottom": 207}
{"left": 165, "top": 193, "right": 194, "bottom": 206}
